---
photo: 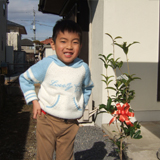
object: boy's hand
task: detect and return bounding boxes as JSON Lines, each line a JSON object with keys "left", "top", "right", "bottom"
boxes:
{"left": 32, "top": 100, "right": 41, "bottom": 119}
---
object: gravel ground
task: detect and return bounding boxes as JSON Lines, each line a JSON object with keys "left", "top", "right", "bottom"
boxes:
{"left": 52, "top": 125, "right": 120, "bottom": 160}
{"left": 0, "top": 79, "right": 121, "bottom": 160}
{"left": 73, "top": 125, "right": 120, "bottom": 160}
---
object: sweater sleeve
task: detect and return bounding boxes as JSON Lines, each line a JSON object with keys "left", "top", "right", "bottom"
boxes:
{"left": 19, "top": 58, "right": 52, "bottom": 104}
{"left": 82, "top": 63, "right": 94, "bottom": 109}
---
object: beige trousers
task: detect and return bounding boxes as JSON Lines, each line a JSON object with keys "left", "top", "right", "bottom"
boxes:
{"left": 36, "top": 113, "right": 79, "bottom": 160}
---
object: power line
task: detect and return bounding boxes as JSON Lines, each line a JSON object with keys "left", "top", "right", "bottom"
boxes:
{"left": 36, "top": 23, "right": 53, "bottom": 27}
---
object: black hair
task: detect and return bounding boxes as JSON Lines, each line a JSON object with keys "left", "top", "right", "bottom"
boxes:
{"left": 52, "top": 19, "right": 82, "bottom": 44}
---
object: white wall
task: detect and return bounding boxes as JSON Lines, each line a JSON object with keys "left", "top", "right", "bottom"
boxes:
{"left": 44, "top": 48, "right": 56, "bottom": 57}
{"left": 90, "top": 0, "right": 160, "bottom": 126}
{"left": 7, "top": 32, "right": 19, "bottom": 50}
{"left": 103, "top": 0, "right": 159, "bottom": 63}
{"left": 89, "top": 0, "right": 104, "bottom": 127}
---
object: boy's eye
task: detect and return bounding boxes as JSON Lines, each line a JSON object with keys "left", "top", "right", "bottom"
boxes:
{"left": 61, "top": 41, "right": 66, "bottom": 43}
{"left": 73, "top": 41, "right": 79, "bottom": 44}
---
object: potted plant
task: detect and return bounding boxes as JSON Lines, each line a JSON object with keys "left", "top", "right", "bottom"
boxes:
{"left": 98, "top": 33, "right": 142, "bottom": 160}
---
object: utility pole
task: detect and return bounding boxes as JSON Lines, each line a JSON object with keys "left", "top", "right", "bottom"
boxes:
{"left": 33, "top": 9, "right": 36, "bottom": 56}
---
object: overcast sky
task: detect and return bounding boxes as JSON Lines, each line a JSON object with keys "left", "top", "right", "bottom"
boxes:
{"left": 8, "top": 0, "right": 62, "bottom": 41}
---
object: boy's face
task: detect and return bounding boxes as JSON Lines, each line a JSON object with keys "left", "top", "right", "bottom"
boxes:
{"left": 51, "top": 31, "right": 81, "bottom": 65}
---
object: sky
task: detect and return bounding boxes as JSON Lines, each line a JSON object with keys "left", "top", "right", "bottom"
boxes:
{"left": 8, "top": 0, "right": 62, "bottom": 41}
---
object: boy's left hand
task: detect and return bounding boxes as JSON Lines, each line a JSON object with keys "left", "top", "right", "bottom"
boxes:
{"left": 32, "top": 100, "right": 41, "bottom": 119}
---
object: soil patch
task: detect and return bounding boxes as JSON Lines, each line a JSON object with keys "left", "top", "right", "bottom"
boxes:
{"left": 0, "top": 78, "right": 37, "bottom": 160}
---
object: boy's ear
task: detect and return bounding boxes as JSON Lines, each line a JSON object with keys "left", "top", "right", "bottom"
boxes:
{"left": 50, "top": 40, "right": 55, "bottom": 50}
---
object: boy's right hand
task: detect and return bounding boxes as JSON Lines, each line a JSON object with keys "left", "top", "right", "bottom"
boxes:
{"left": 32, "top": 100, "right": 41, "bottom": 119}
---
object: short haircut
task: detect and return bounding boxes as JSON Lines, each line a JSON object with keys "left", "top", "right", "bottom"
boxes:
{"left": 52, "top": 19, "right": 82, "bottom": 44}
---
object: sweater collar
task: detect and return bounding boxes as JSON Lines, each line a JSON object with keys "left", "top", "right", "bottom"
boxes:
{"left": 49, "top": 55, "right": 84, "bottom": 68}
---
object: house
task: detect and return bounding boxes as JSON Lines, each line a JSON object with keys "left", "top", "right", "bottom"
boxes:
{"left": 7, "top": 20, "right": 27, "bottom": 51}
{"left": 41, "top": 44, "right": 56, "bottom": 58}
{"left": 6, "top": 20, "right": 28, "bottom": 74}
{"left": 38, "top": 0, "right": 160, "bottom": 127}
{"left": 0, "top": 0, "right": 9, "bottom": 64}
{"left": 40, "top": 38, "right": 56, "bottom": 58}
{"left": 0, "top": 1, "right": 28, "bottom": 74}
{"left": 21, "top": 38, "right": 35, "bottom": 63}
{"left": 40, "top": 37, "right": 52, "bottom": 45}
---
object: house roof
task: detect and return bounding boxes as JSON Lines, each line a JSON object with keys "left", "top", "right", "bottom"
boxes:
{"left": 7, "top": 20, "right": 27, "bottom": 34}
{"left": 38, "top": 0, "right": 77, "bottom": 16}
{"left": 21, "top": 39, "right": 34, "bottom": 46}
{"left": 40, "top": 38, "right": 52, "bottom": 45}
{"left": 38, "top": 0, "right": 89, "bottom": 32}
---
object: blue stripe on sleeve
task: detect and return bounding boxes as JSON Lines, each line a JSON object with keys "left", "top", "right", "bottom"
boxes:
{"left": 82, "top": 63, "right": 94, "bottom": 108}
{"left": 19, "top": 57, "right": 53, "bottom": 104}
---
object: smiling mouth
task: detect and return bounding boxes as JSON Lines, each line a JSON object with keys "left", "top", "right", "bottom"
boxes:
{"left": 64, "top": 52, "right": 73, "bottom": 57}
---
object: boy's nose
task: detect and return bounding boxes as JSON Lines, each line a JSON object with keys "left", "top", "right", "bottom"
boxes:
{"left": 66, "top": 42, "right": 73, "bottom": 49}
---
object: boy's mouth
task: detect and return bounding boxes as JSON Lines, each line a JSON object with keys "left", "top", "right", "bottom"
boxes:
{"left": 64, "top": 52, "right": 73, "bottom": 57}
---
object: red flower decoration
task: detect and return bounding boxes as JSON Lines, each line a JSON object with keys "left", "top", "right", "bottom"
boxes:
{"left": 109, "top": 103, "right": 134, "bottom": 126}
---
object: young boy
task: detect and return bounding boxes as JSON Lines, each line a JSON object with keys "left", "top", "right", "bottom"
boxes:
{"left": 19, "top": 19, "right": 94, "bottom": 160}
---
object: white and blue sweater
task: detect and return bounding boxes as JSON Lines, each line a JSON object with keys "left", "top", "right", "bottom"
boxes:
{"left": 19, "top": 55, "right": 94, "bottom": 119}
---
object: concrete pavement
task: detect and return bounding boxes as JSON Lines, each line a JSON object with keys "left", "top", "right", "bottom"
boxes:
{"left": 102, "top": 121, "right": 160, "bottom": 160}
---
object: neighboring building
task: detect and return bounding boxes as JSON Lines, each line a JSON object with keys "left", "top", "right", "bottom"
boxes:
{"left": 40, "top": 38, "right": 55, "bottom": 58}
{"left": 42, "top": 44, "right": 55, "bottom": 58}
{"left": 21, "top": 38, "right": 34, "bottom": 51}
{"left": 6, "top": 21, "right": 27, "bottom": 74}
{"left": 41, "top": 37, "right": 52, "bottom": 45}
{"left": 38, "top": 0, "right": 160, "bottom": 126}
{"left": 21, "top": 38, "right": 35, "bottom": 63}
{"left": 0, "top": 1, "right": 29, "bottom": 74}
{"left": 7, "top": 20, "right": 27, "bottom": 51}
{"left": 0, "top": 0, "right": 9, "bottom": 63}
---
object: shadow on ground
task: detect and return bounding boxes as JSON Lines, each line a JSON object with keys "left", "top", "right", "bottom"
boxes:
{"left": 0, "top": 77, "right": 36, "bottom": 160}
{"left": 75, "top": 141, "right": 107, "bottom": 160}
{"left": 73, "top": 125, "right": 121, "bottom": 160}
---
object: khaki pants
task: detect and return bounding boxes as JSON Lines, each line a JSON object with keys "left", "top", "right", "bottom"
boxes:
{"left": 36, "top": 113, "right": 79, "bottom": 160}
